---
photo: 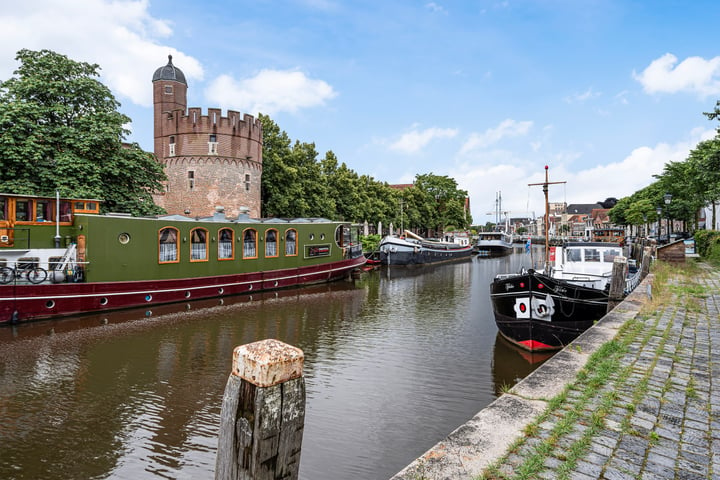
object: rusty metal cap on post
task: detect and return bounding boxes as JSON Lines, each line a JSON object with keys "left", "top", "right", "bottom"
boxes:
{"left": 232, "top": 339, "right": 304, "bottom": 387}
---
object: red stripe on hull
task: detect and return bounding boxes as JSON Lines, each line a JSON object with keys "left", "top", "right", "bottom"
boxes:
{"left": 0, "top": 256, "right": 366, "bottom": 324}
{"left": 517, "top": 339, "right": 558, "bottom": 352}
{"left": 498, "top": 331, "right": 561, "bottom": 352}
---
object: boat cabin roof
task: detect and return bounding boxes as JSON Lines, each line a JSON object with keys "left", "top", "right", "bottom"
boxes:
{"left": 564, "top": 241, "right": 621, "bottom": 248}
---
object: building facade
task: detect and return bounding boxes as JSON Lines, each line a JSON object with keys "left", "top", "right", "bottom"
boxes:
{"left": 151, "top": 56, "right": 263, "bottom": 218}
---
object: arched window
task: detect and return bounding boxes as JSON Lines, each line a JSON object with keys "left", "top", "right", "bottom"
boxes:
{"left": 190, "top": 228, "right": 208, "bottom": 261}
{"left": 285, "top": 229, "right": 297, "bottom": 256}
{"left": 159, "top": 227, "right": 179, "bottom": 263}
{"left": 218, "top": 228, "right": 234, "bottom": 260}
{"left": 243, "top": 229, "right": 257, "bottom": 259}
{"left": 265, "top": 229, "right": 278, "bottom": 257}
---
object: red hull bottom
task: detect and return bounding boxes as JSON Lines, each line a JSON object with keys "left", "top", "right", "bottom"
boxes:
{"left": 0, "top": 257, "right": 366, "bottom": 324}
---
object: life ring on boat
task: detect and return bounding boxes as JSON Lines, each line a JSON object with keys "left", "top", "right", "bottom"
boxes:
{"left": 390, "top": 247, "right": 397, "bottom": 253}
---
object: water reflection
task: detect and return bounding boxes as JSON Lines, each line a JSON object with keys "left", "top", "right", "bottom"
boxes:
{"left": 0, "top": 250, "right": 550, "bottom": 480}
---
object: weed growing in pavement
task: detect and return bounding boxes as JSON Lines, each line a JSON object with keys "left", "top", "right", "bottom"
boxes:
{"left": 475, "top": 263, "right": 709, "bottom": 480}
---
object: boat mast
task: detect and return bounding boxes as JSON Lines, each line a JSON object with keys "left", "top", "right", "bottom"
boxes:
{"left": 528, "top": 166, "right": 565, "bottom": 269}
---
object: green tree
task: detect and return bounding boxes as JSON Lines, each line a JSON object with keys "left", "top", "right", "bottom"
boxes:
{"left": 414, "top": 173, "right": 471, "bottom": 232}
{"left": 0, "top": 49, "right": 165, "bottom": 215}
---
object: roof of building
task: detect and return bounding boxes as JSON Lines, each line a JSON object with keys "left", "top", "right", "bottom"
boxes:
{"left": 566, "top": 203, "right": 603, "bottom": 215}
{"left": 152, "top": 55, "right": 187, "bottom": 85}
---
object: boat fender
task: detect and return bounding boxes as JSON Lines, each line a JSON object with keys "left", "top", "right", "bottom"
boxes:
{"left": 390, "top": 247, "right": 397, "bottom": 253}
{"left": 10, "top": 310, "right": 19, "bottom": 325}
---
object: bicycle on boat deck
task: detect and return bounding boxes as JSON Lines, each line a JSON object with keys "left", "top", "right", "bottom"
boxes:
{"left": 0, "top": 264, "right": 48, "bottom": 284}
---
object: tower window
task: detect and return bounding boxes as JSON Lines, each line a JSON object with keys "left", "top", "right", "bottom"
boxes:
{"left": 245, "top": 174, "right": 251, "bottom": 191}
{"left": 188, "top": 171, "right": 195, "bottom": 191}
{"left": 164, "top": 85, "right": 173, "bottom": 94}
{"left": 169, "top": 136, "right": 175, "bottom": 156}
{"left": 209, "top": 134, "right": 218, "bottom": 155}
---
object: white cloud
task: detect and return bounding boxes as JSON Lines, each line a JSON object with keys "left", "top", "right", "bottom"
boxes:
{"left": 426, "top": 2, "right": 448, "bottom": 14}
{"left": 0, "top": 0, "right": 204, "bottom": 107}
{"left": 452, "top": 128, "right": 715, "bottom": 223}
{"left": 633, "top": 53, "right": 720, "bottom": 97}
{"left": 460, "top": 119, "right": 533, "bottom": 154}
{"left": 564, "top": 87, "right": 601, "bottom": 103}
{"left": 205, "top": 70, "right": 337, "bottom": 116}
{"left": 388, "top": 126, "right": 458, "bottom": 154}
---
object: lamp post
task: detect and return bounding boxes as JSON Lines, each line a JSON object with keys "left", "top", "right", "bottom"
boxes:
{"left": 663, "top": 193, "right": 672, "bottom": 240}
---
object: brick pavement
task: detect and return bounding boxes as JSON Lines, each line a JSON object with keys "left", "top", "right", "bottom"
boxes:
{"left": 486, "top": 263, "right": 719, "bottom": 480}
{"left": 391, "top": 262, "right": 719, "bottom": 480}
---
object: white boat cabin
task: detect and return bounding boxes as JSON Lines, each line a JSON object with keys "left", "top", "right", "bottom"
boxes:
{"left": 549, "top": 242, "right": 624, "bottom": 290}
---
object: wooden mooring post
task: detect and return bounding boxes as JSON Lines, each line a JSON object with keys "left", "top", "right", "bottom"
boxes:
{"left": 607, "top": 256, "right": 628, "bottom": 313}
{"left": 215, "top": 339, "right": 306, "bottom": 480}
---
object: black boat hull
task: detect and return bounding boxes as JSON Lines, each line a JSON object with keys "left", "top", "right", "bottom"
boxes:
{"left": 375, "top": 246, "right": 473, "bottom": 265}
{"left": 490, "top": 270, "right": 609, "bottom": 351}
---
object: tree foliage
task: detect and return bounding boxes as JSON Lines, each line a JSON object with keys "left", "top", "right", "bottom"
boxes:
{"left": 259, "top": 114, "right": 472, "bottom": 232}
{"left": 0, "top": 49, "right": 166, "bottom": 215}
{"left": 610, "top": 104, "right": 720, "bottom": 235}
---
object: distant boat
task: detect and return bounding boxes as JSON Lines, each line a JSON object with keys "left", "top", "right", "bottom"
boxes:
{"left": 475, "top": 231, "right": 513, "bottom": 257}
{"left": 374, "top": 230, "right": 473, "bottom": 265}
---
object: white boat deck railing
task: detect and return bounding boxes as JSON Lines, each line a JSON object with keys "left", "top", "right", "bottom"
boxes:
{"left": 625, "top": 269, "right": 642, "bottom": 294}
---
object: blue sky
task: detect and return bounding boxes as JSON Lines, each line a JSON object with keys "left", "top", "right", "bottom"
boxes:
{"left": 2, "top": 1, "right": 720, "bottom": 223}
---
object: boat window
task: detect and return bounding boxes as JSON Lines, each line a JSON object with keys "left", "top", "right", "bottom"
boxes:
{"left": 566, "top": 249, "right": 581, "bottom": 262}
{"left": 48, "top": 256, "right": 63, "bottom": 271}
{"left": 15, "top": 200, "right": 30, "bottom": 221}
{"left": 603, "top": 248, "right": 622, "bottom": 263}
{"left": 265, "top": 229, "right": 278, "bottom": 257}
{"left": 285, "top": 229, "right": 297, "bottom": 256}
{"left": 218, "top": 228, "right": 234, "bottom": 260}
{"left": 74, "top": 201, "right": 99, "bottom": 214}
{"left": 0, "top": 197, "right": 6, "bottom": 221}
{"left": 36, "top": 200, "right": 53, "bottom": 222}
{"left": 584, "top": 248, "right": 601, "bottom": 262}
{"left": 60, "top": 202, "right": 72, "bottom": 222}
{"left": 335, "top": 224, "right": 351, "bottom": 247}
{"left": 159, "top": 227, "right": 179, "bottom": 263}
{"left": 243, "top": 229, "right": 257, "bottom": 259}
{"left": 190, "top": 228, "right": 208, "bottom": 261}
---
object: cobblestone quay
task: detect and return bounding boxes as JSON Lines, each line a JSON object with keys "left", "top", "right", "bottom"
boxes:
{"left": 391, "top": 262, "right": 719, "bottom": 479}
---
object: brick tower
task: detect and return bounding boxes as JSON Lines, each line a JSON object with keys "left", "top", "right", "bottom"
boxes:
{"left": 151, "top": 55, "right": 263, "bottom": 218}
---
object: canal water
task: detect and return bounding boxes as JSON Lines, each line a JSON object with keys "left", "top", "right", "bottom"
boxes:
{"left": 0, "top": 249, "right": 551, "bottom": 480}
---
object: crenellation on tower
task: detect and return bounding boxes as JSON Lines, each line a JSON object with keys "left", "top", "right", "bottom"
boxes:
{"left": 151, "top": 55, "right": 263, "bottom": 218}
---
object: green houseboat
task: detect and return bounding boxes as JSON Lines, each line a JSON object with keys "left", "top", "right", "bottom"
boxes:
{"left": 0, "top": 193, "right": 365, "bottom": 324}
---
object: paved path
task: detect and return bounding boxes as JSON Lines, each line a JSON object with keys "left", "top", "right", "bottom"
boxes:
{"left": 391, "top": 263, "right": 719, "bottom": 479}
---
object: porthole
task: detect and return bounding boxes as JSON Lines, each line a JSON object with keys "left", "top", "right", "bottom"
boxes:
{"left": 118, "top": 233, "right": 131, "bottom": 244}
{"left": 185, "top": 291, "right": 191, "bottom": 298}
{"left": 218, "top": 287, "right": 224, "bottom": 294}
{"left": 320, "top": 233, "right": 325, "bottom": 240}
{"left": 45, "top": 300, "right": 55, "bottom": 309}
{"left": 248, "top": 284, "right": 253, "bottom": 291}
{"left": 145, "top": 294, "right": 152, "bottom": 302}
{"left": 274, "top": 281, "right": 279, "bottom": 287}
{"left": 309, "top": 233, "right": 314, "bottom": 240}
{"left": 100, "top": 297, "right": 108, "bottom": 306}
